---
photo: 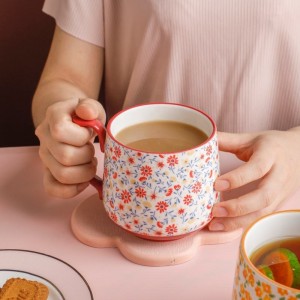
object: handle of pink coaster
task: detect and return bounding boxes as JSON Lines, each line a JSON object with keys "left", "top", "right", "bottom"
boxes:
{"left": 72, "top": 115, "right": 106, "bottom": 197}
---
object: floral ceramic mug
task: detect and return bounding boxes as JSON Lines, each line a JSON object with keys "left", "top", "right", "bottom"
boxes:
{"left": 73, "top": 103, "right": 220, "bottom": 241}
{"left": 233, "top": 210, "right": 300, "bottom": 300}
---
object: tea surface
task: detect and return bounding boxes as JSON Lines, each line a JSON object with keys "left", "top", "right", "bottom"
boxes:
{"left": 251, "top": 237, "right": 300, "bottom": 289}
{"left": 115, "top": 120, "right": 208, "bottom": 153}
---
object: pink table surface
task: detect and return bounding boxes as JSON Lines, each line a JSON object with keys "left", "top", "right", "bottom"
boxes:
{"left": 0, "top": 145, "right": 299, "bottom": 300}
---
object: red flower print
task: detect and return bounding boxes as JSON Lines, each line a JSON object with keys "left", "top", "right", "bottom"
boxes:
{"left": 206, "top": 145, "right": 212, "bottom": 155}
{"left": 200, "top": 154, "right": 204, "bottom": 159}
{"left": 192, "top": 182, "right": 202, "bottom": 193}
{"left": 178, "top": 208, "right": 185, "bottom": 215}
{"left": 103, "top": 167, "right": 108, "bottom": 178}
{"left": 128, "top": 157, "right": 134, "bottom": 164}
{"left": 125, "top": 224, "right": 131, "bottom": 230}
{"left": 157, "top": 221, "right": 163, "bottom": 228}
{"left": 135, "top": 187, "right": 146, "bottom": 198}
{"left": 183, "top": 194, "right": 192, "bottom": 205}
{"left": 157, "top": 161, "right": 164, "bottom": 168}
{"left": 151, "top": 193, "right": 157, "bottom": 200}
{"left": 166, "top": 188, "right": 173, "bottom": 196}
{"left": 137, "top": 152, "right": 142, "bottom": 157}
{"left": 159, "top": 154, "right": 164, "bottom": 158}
{"left": 109, "top": 201, "right": 114, "bottom": 208}
{"left": 134, "top": 219, "right": 139, "bottom": 225}
{"left": 110, "top": 212, "right": 118, "bottom": 223}
{"left": 155, "top": 201, "right": 169, "bottom": 213}
{"left": 141, "top": 165, "right": 152, "bottom": 177}
{"left": 114, "top": 146, "right": 122, "bottom": 158}
{"left": 189, "top": 170, "right": 194, "bottom": 178}
{"left": 155, "top": 231, "right": 162, "bottom": 236}
{"left": 174, "top": 184, "right": 181, "bottom": 190}
{"left": 119, "top": 203, "right": 124, "bottom": 210}
{"left": 167, "top": 155, "right": 178, "bottom": 166}
{"left": 121, "top": 190, "right": 131, "bottom": 203}
{"left": 113, "top": 172, "right": 118, "bottom": 179}
{"left": 139, "top": 177, "right": 147, "bottom": 182}
{"left": 165, "top": 224, "right": 178, "bottom": 235}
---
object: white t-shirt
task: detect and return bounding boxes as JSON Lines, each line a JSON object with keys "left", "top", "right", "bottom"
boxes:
{"left": 43, "top": 0, "right": 300, "bottom": 133}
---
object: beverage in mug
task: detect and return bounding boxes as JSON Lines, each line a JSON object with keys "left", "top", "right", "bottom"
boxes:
{"left": 115, "top": 120, "right": 208, "bottom": 153}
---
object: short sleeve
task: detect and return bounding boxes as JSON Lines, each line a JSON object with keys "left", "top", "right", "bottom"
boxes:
{"left": 43, "top": 0, "right": 104, "bottom": 47}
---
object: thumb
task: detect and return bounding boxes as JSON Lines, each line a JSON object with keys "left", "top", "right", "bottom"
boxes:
{"left": 217, "top": 131, "right": 255, "bottom": 153}
{"left": 75, "top": 98, "right": 106, "bottom": 124}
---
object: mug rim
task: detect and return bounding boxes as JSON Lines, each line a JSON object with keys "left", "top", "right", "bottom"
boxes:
{"left": 240, "top": 209, "right": 300, "bottom": 292}
{"left": 106, "top": 102, "right": 217, "bottom": 155}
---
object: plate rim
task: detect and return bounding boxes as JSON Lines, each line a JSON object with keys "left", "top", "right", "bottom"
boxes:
{"left": 0, "top": 248, "right": 94, "bottom": 300}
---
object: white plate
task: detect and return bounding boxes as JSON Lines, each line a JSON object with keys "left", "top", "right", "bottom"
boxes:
{"left": 0, "top": 249, "right": 93, "bottom": 299}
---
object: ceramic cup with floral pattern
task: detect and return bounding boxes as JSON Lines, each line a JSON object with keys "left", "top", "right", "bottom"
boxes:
{"left": 233, "top": 210, "right": 300, "bottom": 299}
{"left": 73, "top": 103, "right": 220, "bottom": 241}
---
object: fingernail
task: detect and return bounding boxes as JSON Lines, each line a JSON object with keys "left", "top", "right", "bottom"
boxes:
{"left": 209, "top": 222, "right": 225, "bottom": 231}
{"left": 215, "top": 179, "right": 230, "bottom": 191}
{"left": 213, "top": 206, "right": 228, "bottom": 217}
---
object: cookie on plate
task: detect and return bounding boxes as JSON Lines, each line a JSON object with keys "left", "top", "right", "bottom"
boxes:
{"left": 0, "top": 277, "right": 49, "bottom": 300}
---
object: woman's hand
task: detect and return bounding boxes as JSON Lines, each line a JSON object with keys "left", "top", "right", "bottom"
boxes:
{"left": 35, "top": 98, "right": 106, "bottom": 199}
{"left": 209, "top": 127, "right": 300, "bottom": 231}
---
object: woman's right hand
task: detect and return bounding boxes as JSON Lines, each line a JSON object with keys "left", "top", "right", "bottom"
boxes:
{"left": 35, "top": 98, "right": 106, "bottom": 198}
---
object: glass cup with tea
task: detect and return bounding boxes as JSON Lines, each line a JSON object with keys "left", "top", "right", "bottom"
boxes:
{"left": 233, "top": 210, "right": 300, "bottom": 299}
{"left": 73, "top": 103, "right": 220, "bottom": 241}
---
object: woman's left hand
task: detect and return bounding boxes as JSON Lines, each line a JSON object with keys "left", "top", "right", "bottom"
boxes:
{"left": 209, "top": 127, "right": 300, "bottom": 231}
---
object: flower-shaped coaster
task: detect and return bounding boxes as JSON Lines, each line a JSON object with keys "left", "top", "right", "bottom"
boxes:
{"left": 71, "top": 194, "right": 242, "bottom": 267}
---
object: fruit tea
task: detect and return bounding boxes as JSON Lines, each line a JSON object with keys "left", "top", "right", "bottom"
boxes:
{"left": 250, "top": 237, "right": 300, "bottom": 289}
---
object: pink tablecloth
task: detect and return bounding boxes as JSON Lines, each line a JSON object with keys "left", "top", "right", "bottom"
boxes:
{"left": 0, "top": 146, "right": 299, "bottom": 300}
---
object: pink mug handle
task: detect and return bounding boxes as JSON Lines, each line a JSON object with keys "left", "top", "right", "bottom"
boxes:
{"left": 72, "top": 115, "right": 106, "bottom": 197}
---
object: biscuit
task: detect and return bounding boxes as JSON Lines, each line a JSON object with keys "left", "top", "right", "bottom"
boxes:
{"left": 0, "top": 277, "right": 49, "bottom": 300}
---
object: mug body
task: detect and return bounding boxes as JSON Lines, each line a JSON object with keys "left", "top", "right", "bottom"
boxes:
{"left": 233, "top": 210, "right": 300, "bottom": 299}
{"left": 102, "top": 103, "right": 220, "bottom": 240}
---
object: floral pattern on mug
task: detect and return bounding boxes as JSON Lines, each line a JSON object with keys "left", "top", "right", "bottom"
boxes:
{"left": 102, "top": 134, "right": 220, "bottom": 238}
{"left": 233, "top": 249, "right": 300, "bottom": 300}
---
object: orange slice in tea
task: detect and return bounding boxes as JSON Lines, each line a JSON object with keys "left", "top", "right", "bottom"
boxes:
{"left": 262, "top": 248, "right": 300, "bottom": 288}
{"left": 257, "top": 264, "right": 274, "bottom": 280}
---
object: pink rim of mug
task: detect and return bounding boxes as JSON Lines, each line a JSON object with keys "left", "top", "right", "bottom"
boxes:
{"left": 106, "top": 102, "right": 217, "bottom": 154}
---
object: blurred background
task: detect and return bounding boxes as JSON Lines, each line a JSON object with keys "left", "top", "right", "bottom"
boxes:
{"left": 0, "top": 0, "right": 55, "bottom": 147}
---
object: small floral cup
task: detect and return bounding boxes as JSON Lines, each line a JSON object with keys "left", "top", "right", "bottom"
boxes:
{"left": 233, "top": 210, "right": 300, "bottom": 299}
{"left": 73, "top": 103, "right": 220, "bottom": 241}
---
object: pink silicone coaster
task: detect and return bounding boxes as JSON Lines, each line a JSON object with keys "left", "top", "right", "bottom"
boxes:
{"left": 71, "top": 194, "right": 242, "bottom": 266}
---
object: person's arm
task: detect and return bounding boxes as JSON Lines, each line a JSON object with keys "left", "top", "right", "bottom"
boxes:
{"left": 210, "top": 126, "right": 300, "bottom": 231}
{"left": 32, "top": 25, "right": 104, "bottom": 126}
{"left": 32, "top": 26, "right": 106, "bottom": 199}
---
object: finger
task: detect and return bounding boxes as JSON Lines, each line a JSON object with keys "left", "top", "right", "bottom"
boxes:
{"left": 208, "top": 201, "right": 278, "bottom": 231}
{"left": 40, "top": 148, "right": 98, "bottom": 184}
{"left": 215, "top": 150, "right": 274, "bottom": 191}
{"left": 46, "top": 100, "right": 93, "bottom": 146}
{"left": 76, "top": 98, "right": 106, "bottom": 124}
{"left": 212, "top": 165, "right": 287, "bottom": 218}
{"left": 217, "top": 131, "right": 256, "bottom": 153}
{"left": 37, "top": 121, "right": 96, "bottom": 166}
{"left": 48, "top": 141, "right": 95, "bottom": 166}
{"left": 43, "top": 168, "right": 89, "bottom": 199}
